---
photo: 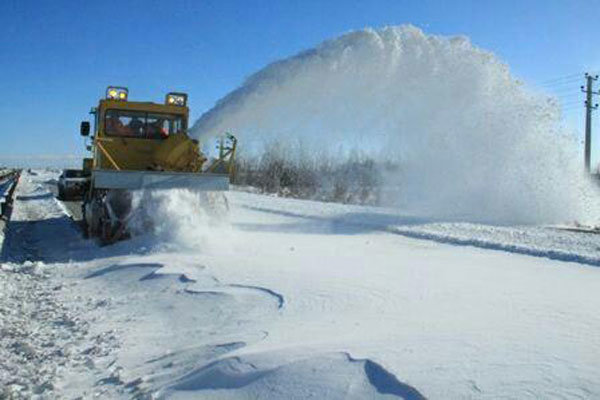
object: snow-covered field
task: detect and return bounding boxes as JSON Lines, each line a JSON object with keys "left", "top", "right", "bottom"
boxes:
{"left": 1, "top": 170, "right": 600, "bottom": 399}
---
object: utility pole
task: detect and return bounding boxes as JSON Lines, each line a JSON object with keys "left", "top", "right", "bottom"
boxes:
{"left": 581, "top": 73, "right": 599, "bottom": 173}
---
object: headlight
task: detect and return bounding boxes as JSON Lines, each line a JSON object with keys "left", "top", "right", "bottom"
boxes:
{"left": 106, "top": 86, "right": 128, "bottom": 101}
{"left": 165, "top": 92, "right": 187, "bottom": 106}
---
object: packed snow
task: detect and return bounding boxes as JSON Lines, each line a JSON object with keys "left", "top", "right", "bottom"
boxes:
{"left": 1, "top": 169, "right": 600, "bottom": 399}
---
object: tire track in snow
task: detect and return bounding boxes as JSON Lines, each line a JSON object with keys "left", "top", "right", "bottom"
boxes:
{"left": 0, "top": 173, "right": 120, "bottom": 398}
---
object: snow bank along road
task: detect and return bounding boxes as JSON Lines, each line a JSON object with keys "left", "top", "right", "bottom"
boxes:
{"left": 1, "top": 170, "right": 599, "bottom": 399}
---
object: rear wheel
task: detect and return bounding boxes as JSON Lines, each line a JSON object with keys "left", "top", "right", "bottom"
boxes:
{"left": 83, "top": 189, "right": 106, "bottom": 241}
{"left": 100, "top": 219, "right": 113, "bottom": 244}
{"left": 91, "top": 189, "right": 132, "bottom": 245}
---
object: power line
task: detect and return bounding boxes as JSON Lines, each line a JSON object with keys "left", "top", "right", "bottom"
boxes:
{"left": 539, "top": 77, "right": 582, "bottom": 88}
{"left": 550, "top": 92, "right": 581, "bottom": 100}
{"left": 558, "top": 109, "right": 579, "bottom": 114}
{"left": 538, "top": 72, "right": 584, "bottom": 85}
{"left": 562, "top": 100, "right": 584, "bottom": 106}
{"left": 550, "top": 91, "right": 582, "bottom": 98}
{"left": 536, "top": 71, "right": 600, "bottom": 87}
{"left": 561, "top": 104, "right": 585, "bottom": 112}
{"left": 556, "top": 95, "right": 582, "bottom": 102}
{"left": 540, "top": 90, "right": 576, "bottom": 99}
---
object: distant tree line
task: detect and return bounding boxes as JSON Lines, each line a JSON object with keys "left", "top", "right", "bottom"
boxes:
{"left": 231, "top": 142, "right": 395, "bottom": 205}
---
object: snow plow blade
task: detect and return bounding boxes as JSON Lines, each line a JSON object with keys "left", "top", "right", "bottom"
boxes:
{"left": 92, "top": 169, "right": 229, "bottom": 191}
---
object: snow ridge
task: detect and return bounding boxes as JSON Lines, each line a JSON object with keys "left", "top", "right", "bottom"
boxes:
{"left": 388, "top": 225, "right": 600, "bottom": 267}
{"left": 233, "top": 192, "right": 600, "bottom": 267}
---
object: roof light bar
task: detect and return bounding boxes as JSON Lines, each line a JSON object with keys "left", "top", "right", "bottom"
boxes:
{"left": 166, "top": 92, "right": 187, "bottom": 106}
{"left": 106, "top": 86, "right": 128, "bottom": 101}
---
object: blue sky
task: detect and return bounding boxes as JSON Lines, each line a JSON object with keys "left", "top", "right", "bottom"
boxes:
{"left": 0, "top": 0, "right": 598, "bottom": 167}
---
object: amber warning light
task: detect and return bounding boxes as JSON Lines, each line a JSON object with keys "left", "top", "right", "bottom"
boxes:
{"left": 106, "top": 86, "right": 128, "bottom": 101}
{"left": 166, "top": 92, "right": 187, "bottom": 106}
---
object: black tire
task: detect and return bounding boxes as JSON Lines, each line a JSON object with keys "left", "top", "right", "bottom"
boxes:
{"left": 80, "top": 203, "right": 89, "bottom": 239}
{"left": 81, "top": 220, "right": 89, "bottom": 239}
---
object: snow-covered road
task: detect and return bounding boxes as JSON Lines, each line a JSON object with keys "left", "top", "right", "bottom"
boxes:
{"left": 1, "top": 170, "right": 599, "bottom": 399}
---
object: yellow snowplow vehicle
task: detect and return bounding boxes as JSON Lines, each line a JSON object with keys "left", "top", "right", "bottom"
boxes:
{"left": 79, "top": 86, "right": 236, "bottom": 243}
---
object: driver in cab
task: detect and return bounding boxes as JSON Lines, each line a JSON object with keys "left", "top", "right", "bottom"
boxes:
{"left": 105, "top": 115, "right": 131, "bottom": 136}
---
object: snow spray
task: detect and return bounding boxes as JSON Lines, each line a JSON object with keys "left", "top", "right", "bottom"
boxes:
{"left": 192, "top": 25, "right": 599, "bottom": 224}
{"left": 128, "top": 189, "right": 234, "bottom": 251}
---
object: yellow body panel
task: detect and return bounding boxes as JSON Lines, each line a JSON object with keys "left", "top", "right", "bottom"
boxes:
{"left": 152, "top": 134, "right": 206, "bottom": 172}
{"left": 93, "top": 99, "right": 198, "bottom": 172}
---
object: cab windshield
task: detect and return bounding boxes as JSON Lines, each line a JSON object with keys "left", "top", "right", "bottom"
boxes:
{"left": 104, "top": 110, "right": 185, "bottom": 139}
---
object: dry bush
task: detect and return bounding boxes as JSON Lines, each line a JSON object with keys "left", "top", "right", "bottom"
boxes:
{"left": 233, "top": 144, "right": 383, "bottom": 205}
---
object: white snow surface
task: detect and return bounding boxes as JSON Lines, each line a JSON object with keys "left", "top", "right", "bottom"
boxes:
{"left": 1, "top": 169, "right": 600, "bottom": 399}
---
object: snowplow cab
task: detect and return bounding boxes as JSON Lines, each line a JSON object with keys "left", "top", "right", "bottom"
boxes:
{"left": 91, "top": 87, "right": 201, "bottom": 172}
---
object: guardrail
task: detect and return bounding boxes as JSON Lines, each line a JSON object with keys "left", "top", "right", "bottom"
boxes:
{"left": 0, "top": 170, "right": 20, "bottom": 218}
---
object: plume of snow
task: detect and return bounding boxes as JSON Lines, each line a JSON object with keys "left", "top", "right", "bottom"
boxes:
{"left": 128, "top": 189, "right": 234, "bottom": 252}
{"left": 192, "top": 25, "right": 599, "bottom": 224}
